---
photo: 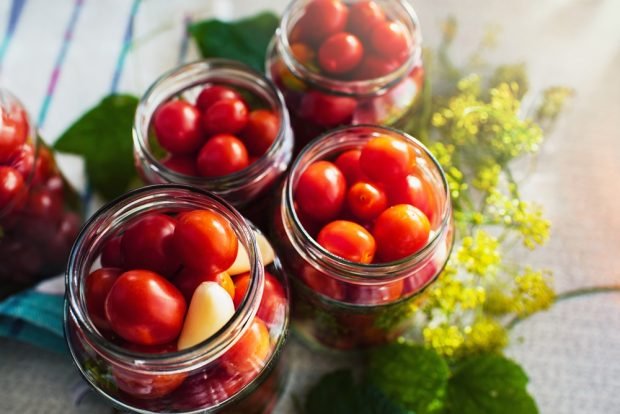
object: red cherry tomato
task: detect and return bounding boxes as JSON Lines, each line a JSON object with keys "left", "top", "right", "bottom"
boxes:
{"left": 318, "top": 32, "right": 364, "bottom": 74}
{"left": 32, "top": 146, "right": 56, "bottom": 185}
{"left": 196, "top": 134, "right": 249, "bottom": 177}
{"left": 241, "top": 110, "right": 280, "bottom": 157}
{"left": 169, "top": 371, "right": 230, "bottom": 410}
{"left": 173, "top": 209, "right": 238, "bottom": 274}
{"left": 347, "top": 280, "right": 404, "bottom": 305}
{"left": 105, "top": 270, "right": 187, "bottom": 345}
{"left": 202, "top": 98, "right": 248, "bottom": 135}
{"left": 295, "top": 160, "right": 346, "bottom": 222}
{"left": 113, "top": 364, "right": 187, "bottom": 400}
{"left": 297, "top": 0, "right": 349, "bottom": 44}
{"left": 359, "top": 135, "right": 413, "bottom": 183}
{"left": 195, "top": 85, "right": 241, "bottom": 112}
{"left": 120, "top": 213, "right": 180, "bottom": 276}
{"left": 372, "top": 204, "right": 430, "bottom": 262}
{"left": 222, "top": 317, "right": 271, "bottom": 374}
{"left": 101, "top": 236, "right": 124, "bottom": 268}
{"left": 85, "top": 267, "right": 122, "bottom": 331}
{"left": 0, "top": 105, "right": 28, "bottom": 164}
{"left": 9, "top": 143, "right": 34, "bottom": 179}
{"left": 174, "top": 268, "right": 235, "bottom": 302}
{"left": 385, "top": 174, "right": 436, "bottom": 224}
{"left": 0, "top": 167, "right": 25, "bottom": 212}
{"left": 371, "top": 20, "right": 410, "bottom": 61}
{"left": 153, "top": 100, "right": 204, "bottom": 155}
{"left": 334, "top": 149, "right": 366, "bottom": 185}
{"left": 23, "top": 187, "right": 63, "bottom": 220}
{"left": 354, "top": 53, "right": 401, "bottom": 79}
{"left": 317, "top": 220, "right": 376, "bottom": 264}
{"left": 233, "top": 272, "right": 286, "bottom": 325}
{"left": 346, "top": 181, "right": 387, "bottom": 222}
{"left": 300, "top": 264, "right": 346, "bottom": 301}
{"left": 161, "top": 154, "right": 198, "bottom": 176}
{"left": 347, "top": 1, "right": 385, "bottom": 40}
{"left": 299, "top": 91, "right": 357, "bottom": 126}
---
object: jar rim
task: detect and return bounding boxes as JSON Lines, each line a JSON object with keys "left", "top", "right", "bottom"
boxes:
{"left": 133, "top": 59, "right": 292, "bottom": 200}
{"left": 65, "top": 184, "right": 264, "bottom": 374}
{"left": 282, "top": 124, "right": 452, "bottom": 282}
{"left": 275, "top": 0, "right": 423, "bottom": 97}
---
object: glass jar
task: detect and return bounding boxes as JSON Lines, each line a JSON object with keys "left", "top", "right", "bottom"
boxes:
{"left": 65, "top": 185, "right": 290, "bottom": 413}
{"left": 273, "top": 125, "right": 453, "bottom": 350}
{"left": 133, "top": 59, "right": 294, "bottom": 230}
{"left": 0, "top": 88, "right": 82, "bottom": 296}
{"left": 266, "top": 0, "right": 424, "bottom": 151}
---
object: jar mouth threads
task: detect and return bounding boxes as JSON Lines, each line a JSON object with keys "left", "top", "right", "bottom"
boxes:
{"left": 133, "top": 59, "right": 293, "bottom": 206}
{"left": 275, "top": 0, "right": 423, "bottom": 96}
{"left": 282, "top": 124, "right": 452, "bottom": 284}
{"left": 65, "top": 184, "right": 264, "bottom": 375}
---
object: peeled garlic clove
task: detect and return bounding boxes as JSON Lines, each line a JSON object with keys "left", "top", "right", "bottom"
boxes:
{"left": 177, "top": 282, "right": 235, "bottom": 350}
{"left": 227, "top": 232, "right": 275, "bottom": 275}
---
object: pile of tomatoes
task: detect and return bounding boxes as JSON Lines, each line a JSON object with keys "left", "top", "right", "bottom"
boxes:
{"left": 291, "top": 134, "right": 438, "bottom": 305}
{"left": 290, "top": 0, "right": 412, "bottom": 79}
{"left": 0, "top": 100, "right": 80, "bottom": 284}
{"left": 153, "top": 85, "right": 280, "bottom": 178}
{"left": 85, "top": 208, "right": 286, "bottom": 400}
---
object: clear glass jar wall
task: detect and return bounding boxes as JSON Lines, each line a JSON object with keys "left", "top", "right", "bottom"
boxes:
{"left": 266, "top": 0, "right": 424, "bottom": 151}
{"left": 65, "top": 185, "right": 289, "bottom": 413}
{"left": 133, "top": 59, "right": 294, "bottom": 229}
{"left": 0, "top": 88, "right": 82, "bottom": 296}
{"left": 272, "top": 125, "right": 453, "bottom": 349}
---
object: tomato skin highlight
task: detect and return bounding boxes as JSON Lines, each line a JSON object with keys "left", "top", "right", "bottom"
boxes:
{"left": 173, "top": 209, "right": 238, "bottom": 274}
{"left": 296, "top": 0, "right": 349, "bottom": 45}
{"left": 195, "top": 85, "right": 241, "bottom": 112}
{"left": 317, "top": 220, "right": 376, "bottom": 264}
{"left": 202, "top": 98, "right": 248, "bottom": 135}
{"left": 104, "top": 270, "right": 187, "bottom": 346}
{"left": 318, "top": 32, "right": 364, "bottom": 74}
{"left": 120, "top": 213, "right": 180, "bottom": 276}
{"left": 372, "top": 204, "right": 430, "bottom": 262}
{"left": 153, "top": 100, "right": 204, "bottom": 155}
{"left": 294, "top": 160, "right": 346, "bottom": 223}
{"left": 370, "top": 20, "right": 410, "bottom": 62}
{"left": 221, "top": 317, "right": 271, "bottom": 374}
{"left": 346, "top": 181, "right": 388, "bottom": 222}
{"left": 347, "top": 1, "right": 386, "bottom": 40}
{"left": 385, "top": 173, "right": 436, "bottom": 224}
{"left": 196, "top": 134, "right": 249, "bottom": 178}
{"left": 359, "top": 135, "right": 413, "bottom": 183}
{"left": 0, "top": 105, "right": 28, "bottom": 164}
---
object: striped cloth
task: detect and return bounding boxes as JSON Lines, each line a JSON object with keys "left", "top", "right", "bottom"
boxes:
{"left": 0, "top": 0, "right": 284, "bottom": 353}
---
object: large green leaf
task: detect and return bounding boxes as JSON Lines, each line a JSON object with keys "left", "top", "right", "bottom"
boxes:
{"left": 445, "top": 354, "right": 539, "bottom": 414}
{"left": 369, "top": 343, "right": 450, "bottom": 414}
{"left": 189, "top": 12, "right": 279, "bottom": 72}
{"left": 305, "top": 370, "right": 410, "bottom": 414}
{"left": 54, "top": 94, "right": 138, "bottom": 200}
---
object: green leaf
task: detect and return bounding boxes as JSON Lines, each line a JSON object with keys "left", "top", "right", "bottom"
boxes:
{"left": 190, "top": 12, "right": 279, "bottom": 72}
{"left": 445, "top": 354, "right": 539, "bottom": 414}
{"left": 369, "top": 343, "right": 449, "bottom": 414}
{"left": 305, "top": 370, "right": 410, "bottom": 414}
{"left": 54, "top": 94, "right": 139, "bottom": 201}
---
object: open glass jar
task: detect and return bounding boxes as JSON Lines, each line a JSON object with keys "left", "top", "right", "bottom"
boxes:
{"left": 0, "top": 88, "right": 82, "bottom": 295}
{"left": 133, "top": 59, "right": 293, "bottom": 229}
{"left": 266, "top": 0, "right": 424, "bottom": 151}
{"left": 273, "top": 125, "right": 452, "bottom": 350}
{"left": 65, "top": 185, "right": 289, "bottom": 413}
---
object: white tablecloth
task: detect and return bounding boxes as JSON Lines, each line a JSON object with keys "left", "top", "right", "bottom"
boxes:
{"left": 1, "top": 0, "right": 619, "bottom": 413}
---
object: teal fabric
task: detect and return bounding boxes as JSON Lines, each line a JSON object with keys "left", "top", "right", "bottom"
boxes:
{"left": 0, "top": 290, "right": 67, "bottom": 353}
